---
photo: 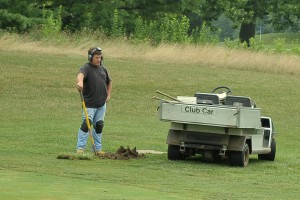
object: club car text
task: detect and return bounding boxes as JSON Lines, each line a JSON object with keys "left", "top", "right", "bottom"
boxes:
{"left": 182, "top": 105, "right": 217, "bottom": 115}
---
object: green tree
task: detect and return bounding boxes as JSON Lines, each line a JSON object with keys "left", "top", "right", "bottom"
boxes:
{"left": 1, "top": 0, "right": 299, "bottom": 46}
{"left": 212, "top": 14, "right": 239, "bottom": 41}
{"left": 268, "top": 0, "right": 300, "bottom": 32}
{"left": 0, "top": 0, "right": 42, "bottom": 32}
{"left": 223, "top": 0, "right": 300, "bottom": 46}
{"left": 221, "top": 0, "right": 269, "bottom": 46}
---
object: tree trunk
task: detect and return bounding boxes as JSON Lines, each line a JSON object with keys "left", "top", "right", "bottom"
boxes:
{"left": 239, "top": 22, "right": 256, "bottom": 47}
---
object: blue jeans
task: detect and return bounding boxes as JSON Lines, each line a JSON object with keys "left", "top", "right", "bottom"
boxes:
{"left": 76, "top": 104, "right": 106, "bottom": 152}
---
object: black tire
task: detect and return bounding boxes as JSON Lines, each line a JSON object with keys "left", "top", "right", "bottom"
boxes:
{"left": 229, "top": 143, "right": 250, "bottom": 167}
{"left": 211, "top": 150, "right": 222, "bottom": 162}
{"left": 168, "top": 145, "right": 184, "bottom": 160}
{"left": 258, "top": 138, "right": 276, "bottom": 161}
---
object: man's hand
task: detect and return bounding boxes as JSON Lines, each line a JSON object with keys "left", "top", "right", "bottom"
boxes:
{"left": 106, "top": 82, "right": 112, "bottom": 103}
{"left": 106, "top": 95, "right": 111, "bottom": 103}
{"left": 77, "top": 81, "right": 83, "bottom": 91}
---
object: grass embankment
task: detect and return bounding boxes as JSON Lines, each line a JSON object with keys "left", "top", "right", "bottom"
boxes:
{"left": 0, "top": 34, "right": 299, "bottom": 199}
{"left": 259, "top": 32, "right": 300, "bottom": 44}
{"left": 256, "top": 32, "right": 300, "bottom": 50}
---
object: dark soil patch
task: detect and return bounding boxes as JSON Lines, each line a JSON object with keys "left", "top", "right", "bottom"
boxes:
{"left": 57, "top": 153, "right": 93, "bottom": 160}
{"left": 98, "top": 146, "right": 145, "bottom": 160}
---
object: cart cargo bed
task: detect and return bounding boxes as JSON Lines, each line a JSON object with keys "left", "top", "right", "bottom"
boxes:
{"left": 158, "top": 101, "right": 261, "bottom": 129}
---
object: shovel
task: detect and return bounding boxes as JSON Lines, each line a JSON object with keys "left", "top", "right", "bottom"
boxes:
{"left": 79, "top": 91, "right": 97, "bottom": 155}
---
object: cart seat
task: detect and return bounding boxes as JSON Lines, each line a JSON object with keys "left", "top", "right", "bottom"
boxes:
{"left": 225, "top": 96, "right": 252, "bottom": 107}
{"left": 194, "top": 93, "right": 220, "bottom": 105}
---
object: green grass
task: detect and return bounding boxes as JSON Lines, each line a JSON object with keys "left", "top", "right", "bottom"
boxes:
{"left": 0, "top": 38, "right": 300, "bottom": 199}
{"left": 0, "top": 170, "right": 179, "bottom": 200}
{"left": 256, "top": 32, "right": 300, "bottom": 50}
{"left": 258, "top": 32, "right": 300, "bottom": 44}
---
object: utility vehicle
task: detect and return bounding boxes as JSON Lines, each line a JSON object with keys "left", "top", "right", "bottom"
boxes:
{"left": 154, "top": 86, "right": 276, "bottom": 167}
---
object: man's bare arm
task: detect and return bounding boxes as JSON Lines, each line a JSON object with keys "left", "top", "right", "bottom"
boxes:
{"left": 76, "top": 73, "right": 84, "bottom": 91}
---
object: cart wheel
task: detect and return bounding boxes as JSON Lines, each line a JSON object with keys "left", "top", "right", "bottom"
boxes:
{"left": 229, "top": 143, "right": 249, "bottom": 167}
{"left": 258, "top": 138, "right": 276, "bottom": 161}
{"left": 212, "top": 150, "right": 222, "bottom": 162}
{"left": 168, "top": 145, "right": 184, "bottom": 160}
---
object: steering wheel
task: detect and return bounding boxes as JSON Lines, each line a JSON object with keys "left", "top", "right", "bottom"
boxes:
{"left": 211, "top": 86, "right": 232, "bottom": 95}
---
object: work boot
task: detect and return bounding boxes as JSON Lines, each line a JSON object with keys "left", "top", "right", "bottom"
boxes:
{"left": 96, "top": 150, "right": 105, "bottom": 156}
{"left": 76, "top": 149, "right": 85, "bottom": 154}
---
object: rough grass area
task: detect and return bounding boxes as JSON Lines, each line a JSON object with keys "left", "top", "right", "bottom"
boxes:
{"left": 1, "top": 33, "right": 299, "bottom": 75}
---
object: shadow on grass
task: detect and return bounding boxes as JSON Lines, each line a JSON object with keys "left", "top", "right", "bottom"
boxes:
{"left": 175, "top": 155, "right": 270, "bottom": 167}
{"left": 185, "top": 155, "right": 229, "bottom": 167}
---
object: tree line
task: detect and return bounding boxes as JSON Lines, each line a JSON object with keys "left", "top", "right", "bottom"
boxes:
{"left": 1, "top": 0, "right": 299, "bottom": 46}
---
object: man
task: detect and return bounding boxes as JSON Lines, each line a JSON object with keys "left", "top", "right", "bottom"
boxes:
{"left": 76, "top": 47, "right": 112, "bottom": 155}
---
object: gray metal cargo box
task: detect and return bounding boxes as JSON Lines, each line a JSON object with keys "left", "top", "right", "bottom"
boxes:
{"left": 158, "top": 101, "right": 261, "bottom": 129}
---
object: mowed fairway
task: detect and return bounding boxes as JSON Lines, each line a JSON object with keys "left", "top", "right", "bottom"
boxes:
{"left": 0, "top": 38, "right": 299, "bottom": 199}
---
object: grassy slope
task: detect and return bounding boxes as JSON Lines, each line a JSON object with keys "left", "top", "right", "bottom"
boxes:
{"left": 0, "top": 35, "right": 299, "bottom": 199}
{"left": 256, "top": 32, "right": 300, "bottom": 49}
{"left": 258, "top": 32, "right": 300, "bottom": 44}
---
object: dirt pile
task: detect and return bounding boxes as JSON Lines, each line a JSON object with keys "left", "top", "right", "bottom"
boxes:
{"left": 99, "top": 146, "right": 145, "bottom": 160}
